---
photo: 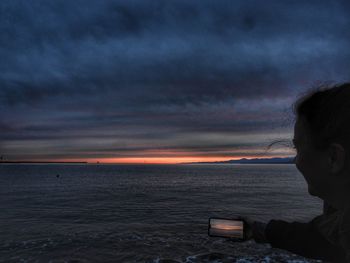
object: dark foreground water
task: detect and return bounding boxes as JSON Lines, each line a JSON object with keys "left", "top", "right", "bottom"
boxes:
{"left": 0, "top": 164, "right": 323, "bottom": 262}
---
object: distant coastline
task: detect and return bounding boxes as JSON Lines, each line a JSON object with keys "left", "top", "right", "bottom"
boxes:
{"left": 0, "top": 161, "right": 87, "bottom": 164}
{"left": 184, "top": 157, "right": 294, "bottom": 165}
{"left": 0, "top": 158, "right": 295, "bottom": 165}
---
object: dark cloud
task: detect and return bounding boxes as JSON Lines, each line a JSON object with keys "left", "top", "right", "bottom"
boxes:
{"left": 0, "top": 0, "right": 349, "bottom": 161}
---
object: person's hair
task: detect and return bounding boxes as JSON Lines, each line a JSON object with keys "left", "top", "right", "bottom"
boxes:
{"left": 294, "top": 82, "right": 350, "bottom": 151}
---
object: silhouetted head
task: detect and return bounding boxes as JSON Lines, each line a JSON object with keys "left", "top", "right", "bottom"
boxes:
{"left": 293, "top": 83, "right": 350, "bottom": 209}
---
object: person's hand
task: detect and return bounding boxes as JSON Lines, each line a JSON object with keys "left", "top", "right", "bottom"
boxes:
{"left": 239, "top": 216, "right": 268, "bottom": 243}
{"left": 238, "top": 216, "right": 254, "bottom": 240}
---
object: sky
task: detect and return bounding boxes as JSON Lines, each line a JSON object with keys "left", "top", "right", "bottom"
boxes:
{"left": 1, "top": 0, "right": 350, "bottom": 164}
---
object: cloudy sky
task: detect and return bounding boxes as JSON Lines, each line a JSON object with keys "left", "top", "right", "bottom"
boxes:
{"left": 1, "top": 0, "right": 350, "bottom": 163}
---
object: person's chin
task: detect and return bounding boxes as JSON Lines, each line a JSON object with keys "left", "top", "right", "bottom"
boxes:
{"left": 308, "top": 186, "right": 319, "bottom": 197}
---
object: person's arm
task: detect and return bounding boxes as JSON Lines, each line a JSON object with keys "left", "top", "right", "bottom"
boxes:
{"left": 256, "top": 217, "right": 346, "bottom": 262}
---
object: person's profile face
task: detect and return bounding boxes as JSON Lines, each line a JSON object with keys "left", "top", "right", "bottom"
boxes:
{"left": 293, "top": 118, "right": 330, "bottom": 199}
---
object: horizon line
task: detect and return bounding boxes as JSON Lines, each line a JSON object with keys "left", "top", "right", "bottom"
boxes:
{"left": 0, "top": 156, "right": 295, "bottom": 165}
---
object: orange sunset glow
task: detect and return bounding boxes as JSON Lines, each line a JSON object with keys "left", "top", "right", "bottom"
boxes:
{"left": 45, "top": 154, "right": 291, "bottom": 164}
{"left": 212, "top": 224, "right": 242, "bottom": 231}
{"left": 89, "top": 156, "right": 239, "bottom": 164}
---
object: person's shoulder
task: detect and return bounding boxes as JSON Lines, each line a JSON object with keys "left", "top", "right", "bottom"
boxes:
{"left": 311, "top": 208, "right": 342, "bottom": 246}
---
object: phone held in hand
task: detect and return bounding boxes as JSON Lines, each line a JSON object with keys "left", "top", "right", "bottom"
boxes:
{"left": 208, "top": 217, "right": 247, "bottom": 241}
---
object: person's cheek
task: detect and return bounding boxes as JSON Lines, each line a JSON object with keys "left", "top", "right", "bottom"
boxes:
{"left": 295, "top": 154, "right": 313, "bottom": 188}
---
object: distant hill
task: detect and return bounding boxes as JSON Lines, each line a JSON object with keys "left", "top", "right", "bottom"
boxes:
{"left": 185, "top": 157, "right": 294, "bottom": 164}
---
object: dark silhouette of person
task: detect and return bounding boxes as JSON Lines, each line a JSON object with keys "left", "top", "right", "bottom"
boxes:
{"left": 248, "top": 83, "right": 350, "bottom": 262}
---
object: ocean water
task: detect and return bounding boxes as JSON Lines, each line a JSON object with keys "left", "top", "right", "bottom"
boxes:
{"left": 0, "top": 164, "right": 323, "bottom": 262}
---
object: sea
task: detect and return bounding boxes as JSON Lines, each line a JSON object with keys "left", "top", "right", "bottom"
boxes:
{"left": 0, "top": 164, "right": 324, "bottom": 263}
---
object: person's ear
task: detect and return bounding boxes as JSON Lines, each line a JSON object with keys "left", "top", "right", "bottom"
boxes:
{"left": 328, "top": 143, "right": 346, "bottom": 175}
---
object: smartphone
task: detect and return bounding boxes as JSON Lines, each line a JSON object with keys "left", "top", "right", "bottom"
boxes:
{"left": 208, "top": 217, "right": 246, "bottom": 241}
